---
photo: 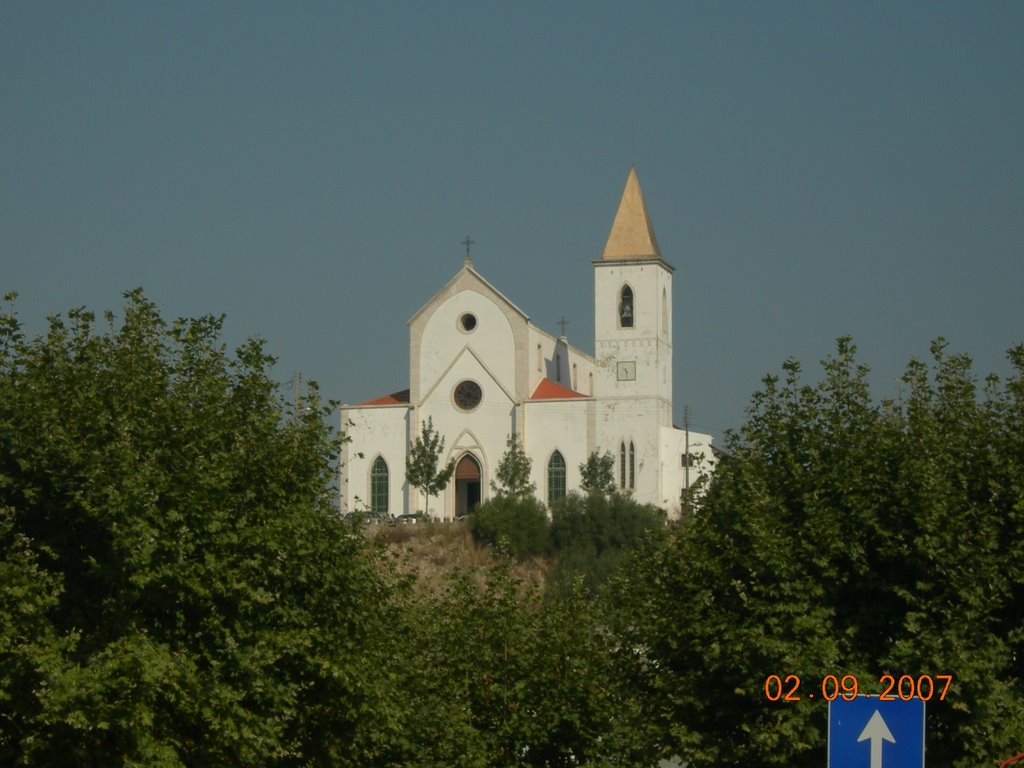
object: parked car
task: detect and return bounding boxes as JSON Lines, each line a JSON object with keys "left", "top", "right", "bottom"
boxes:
{"left": 346, "top": 510, "right": 390, "bottom": 524}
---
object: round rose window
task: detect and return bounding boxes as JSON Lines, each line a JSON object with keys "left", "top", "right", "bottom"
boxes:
{"left": 460, "top": 313, "right": 477, "bottom": 332}
{"left": 454, "top": 380, "right": 482, "bottom": 411}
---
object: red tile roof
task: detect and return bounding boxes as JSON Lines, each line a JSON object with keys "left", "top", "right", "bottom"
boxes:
{"left": 359, "top": 389, "right": 410, "bottom": 406}
{"left": 530, "top": 378, "right": 587, "bottom": 400}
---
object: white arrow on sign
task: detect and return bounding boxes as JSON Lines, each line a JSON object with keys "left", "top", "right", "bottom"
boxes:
{"left": 858, "top": 710, "right": 896, "bottom": 768}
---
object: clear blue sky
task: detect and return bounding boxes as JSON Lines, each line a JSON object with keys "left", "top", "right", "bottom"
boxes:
{"left": 3, "top": 2, "right": 1022, "bottom": 442}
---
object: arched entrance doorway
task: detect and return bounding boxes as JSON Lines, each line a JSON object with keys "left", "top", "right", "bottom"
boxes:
{"left": 454, "top": 454, "right": 481, "bottom": 519}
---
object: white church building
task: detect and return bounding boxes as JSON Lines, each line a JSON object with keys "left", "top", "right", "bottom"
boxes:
{"left": 340, "top": 168, "right": 715, "bottom": 521}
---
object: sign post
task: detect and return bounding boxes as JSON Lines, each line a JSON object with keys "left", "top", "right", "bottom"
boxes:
{"left": 828, "top": 695, "right": 924, "bottom": 768}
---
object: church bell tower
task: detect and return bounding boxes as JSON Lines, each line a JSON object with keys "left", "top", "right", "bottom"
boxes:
{"left": 593, "top": 167, "right": 674, "bottom": 497}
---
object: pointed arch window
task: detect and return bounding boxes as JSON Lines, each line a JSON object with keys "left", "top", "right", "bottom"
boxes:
{"left": 619, "top": 285, "right": 634, "bottom": 328}
{"left": 629, "top": 441, "right": 636, "bottom": 489}
{"left": 370, "top": 456, "right": 389, "bottom": 515}
{"left": 619, "top": 442, "right": 627, "bottom": 489}
{"left": 547, "top": 450, "right": 566, "bottom": 506}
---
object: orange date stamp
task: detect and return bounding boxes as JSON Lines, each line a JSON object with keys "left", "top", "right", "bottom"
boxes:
{"left": 763, "top": 673, "right": 952, "bottom": 702}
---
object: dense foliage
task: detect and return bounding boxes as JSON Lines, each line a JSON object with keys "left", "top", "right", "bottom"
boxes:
{"left": 578, "top": 451, "right": 616, "bottom": 497}
{"left": 0, "top": 291, "right": 398, "bottom": 765}
{"left": 5, "top": 290, "right": 1021, "bottom": 767}
{"left": 614, "top": 338, "right": 1024, "bottom": 767}
{"left": 0, "top": 292, "right": 651, "bottom": 766}
{"left": 468, "top": 494, "right": 549, "bottom": 561}
{"left": 548, "top": 491, "right": 665, "bottom": 596}
{"left": 382, "top": 558, "right": 652, "bottom": 767}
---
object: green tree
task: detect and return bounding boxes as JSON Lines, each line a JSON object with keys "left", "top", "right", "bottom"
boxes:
{"left": 406, "top": 416, "right": 456, "bottom": 519}
{"left": 578, "top": 450, "right": 616, "bottom": 496}
{"left": 491, "top": 433, "right": 535, "bottom": 498}
{"left": 548, "top": 490, "right": 665, "bottom": 596}
{"left": 0, "top": 506, "right": 67, "bottom": 762}
{"left": 469, "top": 494, "right": 549, "bottom": 560}
{"left": 0, "top": 290, "right": 396, "bottom": 766}
{"left": 612, "top": 338, "right": 1024, "bottom": 767}
{"left": 388, "top": 558, "right": 653, "bottom": 767}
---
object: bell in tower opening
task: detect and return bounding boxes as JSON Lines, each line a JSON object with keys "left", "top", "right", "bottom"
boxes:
{"left": 619, "top": 285, "right": 634, "bottom": 327}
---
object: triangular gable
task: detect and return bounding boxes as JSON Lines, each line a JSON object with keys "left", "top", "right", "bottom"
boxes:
{"left": 408, "top": 264, "right": 530, "bottom": 326}
{"left": 420, "top": 344, "right": 518, "bottom": 406}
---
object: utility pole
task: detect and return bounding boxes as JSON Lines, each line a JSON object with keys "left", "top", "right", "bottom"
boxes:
{"left": 683, "top": 405, "right": 691, "bottom": 516}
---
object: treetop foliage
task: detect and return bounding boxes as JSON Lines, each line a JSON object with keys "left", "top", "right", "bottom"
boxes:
{"left": 405, "top": 416, "right": 455, "bottom": 517}
{"left": 5, "top": 290, "right": 1021, "bottom": 767}
{"left": 386, "top": 557, "right": 652, "bottom": 767}
{"left": 0, "top": 290, "right": 653, "bottom": 766}
{"left": 548, "top": 491, "right": 665, "bottom": 597}
{"left": 613, "top": 336, "right": 1024, "bottom": 767}
{"left": 0, "top": 290, "right": 394, "bottom": 765}
{"left": 491, "top": 433, "right": 535, "bottom": 498}
{"left": 578, "top": 450, "right": 616, "bottom": 497}
{"left": 468, "top": 494, "right": 549, "bottom": 561}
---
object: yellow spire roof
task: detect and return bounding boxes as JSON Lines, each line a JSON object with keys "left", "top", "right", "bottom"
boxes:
{"left": 601, "top": 166, "right": 662, "bottom": 261}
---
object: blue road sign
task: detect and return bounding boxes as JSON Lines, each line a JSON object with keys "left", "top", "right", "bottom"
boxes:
{"left": 828, "top": 695, "right": 924, "bottom": 768}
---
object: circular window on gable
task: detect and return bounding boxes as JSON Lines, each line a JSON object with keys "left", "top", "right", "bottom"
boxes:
{"left": 459, "top": 313, "right": 477, "bottom": 332}
{"left": 454, "top": 380, "right": 482, "bottom": 411}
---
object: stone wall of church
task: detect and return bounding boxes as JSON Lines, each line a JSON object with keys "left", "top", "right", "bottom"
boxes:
{"left": 413, "top": 289, "right": 520, "bottom": 404}
{"left": 417, "top": 389, "right": 513, "bottom": 521}
{"left": 522, "top": 398, "right": 594, "bottom": 505}
{"left": 591, "top": 396, "right": 666, "bottom": 505}
{"left": 592, "top": 258, "right": 675, "bottom": 509}
{"left": 592, "top": 261, "right": 673, "bottom": 405}
{"left": 339, "top": 404, "right": 410, "bottom": 516}
{"left": 659, "top": 426, "right": 717, "bottom": 518}
{"left": 527, "top": 327, "right": 595, "bottom": 395}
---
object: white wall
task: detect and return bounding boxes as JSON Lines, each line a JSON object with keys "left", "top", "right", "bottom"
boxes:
{"left": 659, "top": 426, "right": 717, "bottom": 519}
{"left": 522, "top": 397, "right": 594, "bottom": 506}
{"left": 416, "top": 289, "right": 519, "bottom": 402}
{"left": 593, "top": 258, "right": 675, "bottom": 508}
{"left": 527, "top": 326, "right": 595, "bottom": 395}
{"left": 340, "top": 404, "right": 410, "bottom": 516}
{"left": 417, "top": 344, "right": 516, "bottom": 520}
{"left": 593, "top": 260, "right": 673, "bottom": 404}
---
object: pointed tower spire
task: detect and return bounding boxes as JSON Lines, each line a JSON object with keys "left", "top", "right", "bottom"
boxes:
{"left": 601, "top": 167, "right": 662, "bottom": 261}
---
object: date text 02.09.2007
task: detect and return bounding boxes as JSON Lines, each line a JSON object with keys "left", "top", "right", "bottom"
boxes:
{"left": 764, "top": 674, "right": 952, "bottom": 702}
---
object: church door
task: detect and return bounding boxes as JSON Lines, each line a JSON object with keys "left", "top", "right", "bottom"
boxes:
{"left": 454, "top": 454, "right": 481, "bottom": 519}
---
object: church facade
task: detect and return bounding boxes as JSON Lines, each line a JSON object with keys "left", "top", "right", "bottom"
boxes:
{"left": 340, "top": 168, "right": 715, "bottom": 520}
